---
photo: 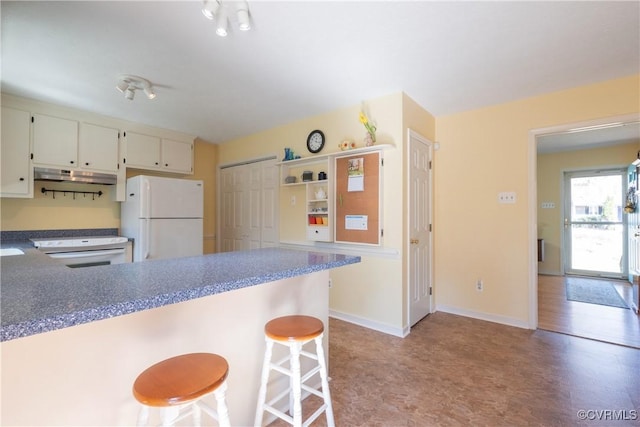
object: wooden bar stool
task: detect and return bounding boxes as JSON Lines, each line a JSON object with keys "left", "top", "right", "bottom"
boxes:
{"left": 133, "top": 353, "right": 230, "bottom": 427}
{"left": 254, "top": 315, "right": 334, "bottom": 427}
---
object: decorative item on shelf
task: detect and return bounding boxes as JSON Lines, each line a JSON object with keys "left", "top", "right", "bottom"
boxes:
{"left": 624, "top": 186, "right": 636, "bottom": 213}
{"left": 339, "top": 140, "right": 356, "bottom": 151}
{"left": 302, "top": 170, "right": 313, "bottom": 181}
{"left": 284, "top": 176, "right": 297, "bottom": 184}
{"left": 314, "top": 188, "right": 326, "bottom": 199}
{"left": 359, "top": 111, "right": 376, "bottom": 146}
{"left": 318, "top": 171, "right": 327, "bottom": 180}
{"left": 283, "top": 148, "right": 295, "bottom": 161}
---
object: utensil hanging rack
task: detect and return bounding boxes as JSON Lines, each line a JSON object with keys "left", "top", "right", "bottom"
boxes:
{"left": 41, "top": 187, "right": 103, "bottom": 200}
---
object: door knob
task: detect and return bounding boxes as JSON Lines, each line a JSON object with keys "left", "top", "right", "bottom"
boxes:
{"left": 410, "top": 238, "right": 419, "bottom": 244}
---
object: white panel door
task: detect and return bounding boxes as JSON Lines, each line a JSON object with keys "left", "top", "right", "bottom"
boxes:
{"left": 408, "top": 130, "right": 433, "bottom": 326}
{"left": 218, "top": 159, "right": 278, "bottom": 252}
{"left": 261, "top": 159, "right": 279, "bottom": 247}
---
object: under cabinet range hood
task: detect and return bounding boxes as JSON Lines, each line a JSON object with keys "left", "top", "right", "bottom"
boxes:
{"left": 34, "top": 168, "right": 117, "bottom": 185}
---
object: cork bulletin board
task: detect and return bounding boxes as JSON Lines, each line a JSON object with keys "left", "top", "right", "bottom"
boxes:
{"left": 334, "top": 151, "right": 381, "bottom": 244}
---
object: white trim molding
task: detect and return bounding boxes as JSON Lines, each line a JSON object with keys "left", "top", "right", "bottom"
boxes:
{"left": 329, "top": 309, "right": 409, "bottom": 338}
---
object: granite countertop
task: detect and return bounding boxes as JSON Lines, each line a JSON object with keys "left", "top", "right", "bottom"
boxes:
{"left": 0, "top": 245, "right": 360, "bottom": 342}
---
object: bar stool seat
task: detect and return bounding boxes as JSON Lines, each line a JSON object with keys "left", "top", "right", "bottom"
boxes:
{"left": 254, "top": 315, "right": 335, "bottom": 427}
{"left": 133, "top": 352, "right": 230, "bottom": 427}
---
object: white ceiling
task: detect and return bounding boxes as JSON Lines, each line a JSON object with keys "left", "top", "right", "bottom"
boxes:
{"left": 1, "top": 1, "right": 639, "bottom": 145}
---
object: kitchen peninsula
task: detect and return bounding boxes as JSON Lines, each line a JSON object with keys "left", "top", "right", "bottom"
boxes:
{"left": 1, "top": 246, "right": 359, "bottom": 426}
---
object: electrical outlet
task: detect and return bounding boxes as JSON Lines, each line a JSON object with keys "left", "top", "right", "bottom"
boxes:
{"left": 290, "top": 195, "right": 296, "bottom": 206}
{"left": 328, "top": 278, "right": 332, "bottom": 288}
{"left": 476, "top": 279, "right": 483, "bottom": 292}
{"left": 498, "top": 192, "right": 516, "bottom": 204}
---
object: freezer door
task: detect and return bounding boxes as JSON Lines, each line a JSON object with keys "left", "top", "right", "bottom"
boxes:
{"left": 134, "top": 218, "right": 203, "bottom": 261}
{"left": 139, "top": 176, "right": 203, "bottom": 219}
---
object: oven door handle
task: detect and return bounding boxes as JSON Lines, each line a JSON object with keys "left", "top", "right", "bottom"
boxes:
{"left": 48, "top": 249, "right": 126, "bottom": 259}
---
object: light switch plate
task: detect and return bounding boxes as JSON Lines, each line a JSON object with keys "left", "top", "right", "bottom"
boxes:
{"left": 541, "top": 202, "right": 555, "bottom": 209}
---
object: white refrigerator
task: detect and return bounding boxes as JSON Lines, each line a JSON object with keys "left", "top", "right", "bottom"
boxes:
{"left": 121, "top": 175, "right": 203, "bottom": 262}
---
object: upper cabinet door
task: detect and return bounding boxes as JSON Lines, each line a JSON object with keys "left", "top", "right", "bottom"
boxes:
{"left": 31, "top": 113, "right": 78, "bottom": 168}
{"left": 124, "top": 131, "right": 161, "bottom": 169}
{"left": 79, "top": 123, "right": 119, "bottom": 173}
{"left": 161, "top": 138, "right": 193, "bottom": 173}
{"left": 1, "top": 107, "right": 33, "bottom": 198}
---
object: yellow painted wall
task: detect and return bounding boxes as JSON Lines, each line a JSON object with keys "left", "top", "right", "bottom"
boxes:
{"left": 537, "top": 142, "right": 638, "bottom": 275}
{"left": 434, "top": 74, "right": 640, "bottom": 325}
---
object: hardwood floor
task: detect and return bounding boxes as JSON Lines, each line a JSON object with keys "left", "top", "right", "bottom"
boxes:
{"left": 268, "top": 314, "right": 640, "bottom": 426}
{"left": 538, "top": 274, "right": 640, "bottom": 349}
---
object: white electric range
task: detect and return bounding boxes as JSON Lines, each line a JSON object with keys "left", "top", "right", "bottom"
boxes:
{"left": 31, "top": 236, "right": 132, "bottom": 268}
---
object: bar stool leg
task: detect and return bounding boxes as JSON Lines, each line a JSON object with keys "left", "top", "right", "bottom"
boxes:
{"left": 315, "top": 336, "right": 335, "bottom": 426}
{"left": 136, "top": 406, "right": 149, "bottom": 427}
{"left": 254, "top": 338, "right": 274, "bottom": 427}
{"left": 214, "top": 381, "right": 231, "bottom": 427}
{"left": 192, "top": 402, "right": 202, "bottom": 427}
{"left": 161, "top": 406, "right": 179, "bottom": 427}
{"left": 290, "top": 342, "right": 303, "bottom": 427}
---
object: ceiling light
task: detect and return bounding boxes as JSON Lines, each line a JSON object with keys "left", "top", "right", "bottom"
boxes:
{"left": 216, "top": 7, "right": 228, "bottom": 37}
{"left": 202, "top": 0, "right": 251, "bottom": 37}
{"left": 115, "top": 74, "right": 156, "bottom": 101}
{"left": 202, "top": 0, "right": 220, "bottom": 20}
{"left": 237, "top": 1, "right": 251, "bottom": 31}
{"left": 143, "top": 87, "right": 156, "bottom": 100}
{"left": 116, "top": 80, "right": 129, "bottom": 93}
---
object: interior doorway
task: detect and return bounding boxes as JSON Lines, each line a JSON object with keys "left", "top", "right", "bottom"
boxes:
{"left": 563, "top": 169, "right": 626, "bottom": 279}
{"left": 531, "top": 114, "right": 640, "bottom": 345}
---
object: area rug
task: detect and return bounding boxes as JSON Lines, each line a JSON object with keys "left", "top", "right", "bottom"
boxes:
{"left": 566, "top": 279, "right": 629, "bottom": 309}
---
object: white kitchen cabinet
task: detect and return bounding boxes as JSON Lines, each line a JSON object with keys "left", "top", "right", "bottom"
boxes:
{"left": 123, "top": 131, "right": 161, "bottom": 169}
{"left": 31, "top": 113, "right": 79, "bottom": 168}
{"left": 1, "top": 106, "right": 33, "bottom": 198}
{"left": 124, "top": 131, "right": 193, "bottom": 174}
{"left": 78, "top": 123, "right": 120, "bottom": 173}
{"left": 161, "top": 138, "right": 193, "bottom": 173}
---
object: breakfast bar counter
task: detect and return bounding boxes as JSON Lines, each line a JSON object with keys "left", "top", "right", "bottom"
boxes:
{"left": 1, "top": 247, "right": 360, "bottom": 426}
{"left": 1, "top": 246, "right": 359, "bottom": 341}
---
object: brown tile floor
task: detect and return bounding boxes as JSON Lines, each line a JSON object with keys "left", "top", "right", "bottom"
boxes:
{"left": 268, "top": 313, "right": 640, "bottom": 426}
{"left": 538, "top": 275, "right": 640, "bottom": 348}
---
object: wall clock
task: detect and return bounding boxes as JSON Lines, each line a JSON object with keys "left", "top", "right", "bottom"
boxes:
{"left": 306, "top": 130, "right": 325, "bottom": 154}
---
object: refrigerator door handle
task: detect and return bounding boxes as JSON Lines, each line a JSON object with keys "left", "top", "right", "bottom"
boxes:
{"left": 144, "top": 218, "right": 151, "bottom": 260}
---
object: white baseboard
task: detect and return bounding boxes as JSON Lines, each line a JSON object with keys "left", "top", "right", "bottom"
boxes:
{"left": 435, "top": 304, "right": 531, "bottom": 330}
{"left": 329, "top": 309, "right": 409, "bottom": 337}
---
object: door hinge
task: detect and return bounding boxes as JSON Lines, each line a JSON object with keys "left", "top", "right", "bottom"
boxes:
{"left": 429, "top": 287, "right": 433, "bottom": 296}
{"left": 381, "top": 229, "right": 384, "bottom": 237}
{"left": 31, "top": 116, "right": 34, "bottom": 123}
{"left": 429, "top": 224, "right": 432, "bottom": 232}
{"left": 381, "top": 158, "right": 384, "bottom": 167}
{"left": 429, "top": 160, "right": 432, "bottom": 170}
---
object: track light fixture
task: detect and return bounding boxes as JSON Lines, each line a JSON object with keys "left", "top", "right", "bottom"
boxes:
{"left": 115, "top": 75, "right": 156, "bottom": 101}
{"left": 202, "top": 0, "right": 251, "bottom": 36}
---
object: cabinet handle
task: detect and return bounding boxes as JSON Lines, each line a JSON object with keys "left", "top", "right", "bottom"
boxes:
{"left": 165, "top": 163, "right": 169, "bottom": 167}
{"left": 85, "top": 162, "right": 90, "bottom": 166}
{"left": 19, "top": 177, "right": 24, "bottom": 181}
{"left": 155, "top": 162, "right": 159, "bottom": 165}
{"left": 70, "top": 160, "right": 75, "bottom": 164}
